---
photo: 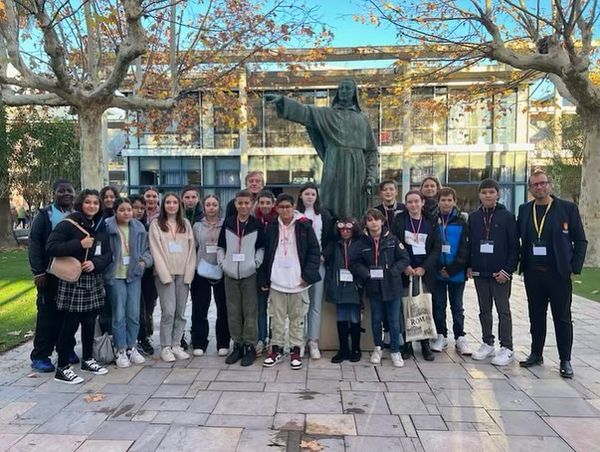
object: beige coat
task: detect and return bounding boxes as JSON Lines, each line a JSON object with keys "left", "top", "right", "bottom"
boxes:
{"left": 149, "top": 219, "right": 196, "bottom": 285}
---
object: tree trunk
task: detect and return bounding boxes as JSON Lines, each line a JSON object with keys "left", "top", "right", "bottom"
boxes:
{"left": 0, "top": 101, "right": 16, "bottom": 248}
{"left": 0, "top": 197, "right": 16, "bottom": 248}
{"left": 79, "top": 106, "right": 108, "bottom": 189}
{"left": 579, "top": 111, "right": 600, "bottom": 267}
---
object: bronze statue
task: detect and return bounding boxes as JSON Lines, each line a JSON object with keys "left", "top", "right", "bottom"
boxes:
{"left": 265, "top": 78, "right": 378, "bottom": 219}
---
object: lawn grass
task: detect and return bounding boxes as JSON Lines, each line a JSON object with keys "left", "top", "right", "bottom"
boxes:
{"left": 573, "top": 267, "right": 600, "bottom": 302}
{"left": 0, "top": 249, "right": 37, "bottom": 353}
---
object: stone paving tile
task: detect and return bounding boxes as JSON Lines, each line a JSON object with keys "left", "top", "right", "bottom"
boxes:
{"left": 511, "top": 378, "right": 583, "bottom": 398}
{"left": 206, "top": 414, "right": 274, "bottom": 429}
{"left": 353, "top": 414, "right": 405, "bottom": 436}
{"left": 342, "top": 390, "right": 390, "bottom": 415}
{"left": 88, "top": 420, "right": 149, "bottom": 440}
{"left": 376, "top": 366, "right": 425, "bottom": 382}
{"left": 131, "top": 410, "right": 158, "bottom": 422}
{"left": 306, "top": 379, "right": 351, "bottom": 392}
{"left": 163, "top": 369, "right": 199, "bottom": 385}
{"left": 545, "top": 417, "right": 600, "bottom": 452}
{"left": 308, "top": 436, "right": 346, "bottom": 452}
{"left": 487, "top": 410, "right": 558, "bottom": 436}
{"left": 187, "top": 391, "right": 222, "bottom": 413}
{"left": 207, "top": 381, "right": 265, "bottom": 392}
{"left": 386, "top": 382, "right": 431, "bottom": 392}
{"left": 419, "top": 363, "right": 472, "bottom": 379}
{"left": 385, "top": 392, "right": 429, "bottom": 415}
{"left": 494, "top": 435, "right": 573, "bottom": 451}
{"left": 433, "top": 389, "right": 483, "bottom": 407}
{"left": 151, "top": 411, "right": 209, "bottom": 425}
{"left": 437, "top": 406, "right": 495, "bottom": 423}
{"left": 0, "top": 434, "right": 24, "bottom": 451}
{"left": 63, "top": 392, "right": 128, "bottom": 414}
{"left": 466, "top": 379, "right": 518, "bottom": 391}
{"left": 142, "top": 397, "right": 192, "bottom": 411}
{"left": 277, "top": 392, "right": 342, "bottom": 414}
{"left": 306, "top": 414, "right": 356, "bottom": 435}
{"left": 345, "top": 435, "right": 407, "bottom": 451}
{"left": 34, "top": 411, "right": 108, "bottom": 435}
{"left": 129, "top": 368, "right": 171, "bottom": 385}
{"left": 462, "top": 363, "right": 508, "bottom": 379}
{"left": 0, "top": 401, "right": 36, "bottom": 423}
{"left": 349, "top": 381, "right": 387, "bottom": 391}
{"left": 152, "top": 384, "right": 191, "bottom": 398}
{"left": 473, "top": 389, "right": 542, "bottom": 411}
{"left": 265, "top": 382, "right": 306, "bottom": 393}
{"left": 0, "top": 423, "right": 33, "bottom": 434}
{"left": 273, "top": 413, "right": 304, "bottom": 431}
{"left": 418, "top": 430, "right": 503, "bottom": 451}
{"left": 215, "top": 370, "right": 262, "bottom": 382}
{"left": 534, "top": 397, "right": 600, "bottom": 416}
{"left": 235, "top": 429, "right": 286, "bottom": 452}
{"left": 12, "top": 392, "right": 78, "bottom": 425}
{"left": 426, "top": 378, "right": 471, "bottom": 390}
{"left": 109, "top": 394, "right": 150, "bottom": 421}
{"left": 76, "top": 439, "right": 134, "bottom": 452}
{"left": 128, "top": 424, "right": 169, "bottom": 451}
{"left": 410, "top": 414, "right": 447, "bottom": 431}
{"left": 156, "top": 425, "right": 242, "bottom": 451}
{"left": 9, "top": 433, "right": 87, "bottom": 452}
{"left": 445, "top": 421, "right": 478, "bottom": 431}
{"left": 101, "top": 383, "right": 159, "bottom": 395}
{"left": 274, "top": 369, "right": 307, "bottom": 383}
{"left": 193, "top": 368, "right": 221, "bottom": 381}
{"left": 307, "top": 368, "right": 343, "bottom": 380}
{"left": 212, "top": 391, "right": 277, "bottom": 415}
{"left": 353, "top": 365, "right": 380, "bottom": 382}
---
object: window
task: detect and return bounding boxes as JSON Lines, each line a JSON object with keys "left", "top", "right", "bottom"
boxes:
{"left": 448, "top": 89, "right": 491, "bottom": 145}
{"left": 140, "top": 158, "right": 159, "bottom": 186}
{"left": 493, "top": 90, "right": 517, "bottom": 144}
{"left": 448, "top": 154, "right": 470, "bottom": 182}
{"left": 203, "top": 157, "right": 240, "bottom": 208}
{"left": 411, "top": 87, "right": 448, "bottom": 145}
{"left": 380, "top": 88, "right": 403, "bottom": 146}
{"left": 161, "top": 159, "right": 183, "bottom": 186}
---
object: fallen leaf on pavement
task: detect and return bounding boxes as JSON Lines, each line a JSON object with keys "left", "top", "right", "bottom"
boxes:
{"left": 27, "top": 373, "right": 38, "bottom": 378}
{"left": 300, "top": 439, "right": 324, "bottom": 451}
{"left": 84, "top": 393, "right": 106, "bottom": 403}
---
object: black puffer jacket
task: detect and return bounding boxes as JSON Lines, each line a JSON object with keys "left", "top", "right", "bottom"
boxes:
{"left": 323, "top": 238, "right": 361, "bottom": 305}
{"left": 259, "top": 217, "right": 321, "bottom": 288}
{"left": 46, "top": 211, "right": 112, "bottom": 274}
{"left": 349, "top": 229, "right": 410, "bottom": 301}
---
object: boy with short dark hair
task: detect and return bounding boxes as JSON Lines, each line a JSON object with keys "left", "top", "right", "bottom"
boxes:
{"left": 375, "top": 179, "right": 406, "bottom": 227}
{"left": 218, "top": 190, "right": 264, "bottom": 366}
{"left": 431, "top": 187, "right": 471, "bottom": 355}
{"left": 260, "top": 193, "right": 321, "bottom": 370}
{"left": 468, "top": 179, "right": 519, "bottom": 366}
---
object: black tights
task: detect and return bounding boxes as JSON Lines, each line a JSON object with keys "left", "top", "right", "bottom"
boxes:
{"left": 57, "top": 310, "right": 99, "bottom": 368}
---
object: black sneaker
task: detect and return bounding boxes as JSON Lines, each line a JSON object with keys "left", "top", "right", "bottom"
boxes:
{"left": 225, "top": 343, "right": 244, "bottom": 365}
{"left": 241, "top": 345, "right": 256, "bottom": 367}
{"left": 54, "top": 366, "right": 84, "bottom": 385}
{"left": 81, "top": 358, "right": 108, "bottom": 375}
{"left": 138, "top": 338, "right": 155, "bottom": 356}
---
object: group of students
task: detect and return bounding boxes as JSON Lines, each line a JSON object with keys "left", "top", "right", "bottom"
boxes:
{"left": 28, "top": 167, "right": 587, "bottom": 384}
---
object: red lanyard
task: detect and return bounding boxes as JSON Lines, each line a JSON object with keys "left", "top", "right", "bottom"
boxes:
{"left": 236, "top": 218, "right": 247, "bottom": 252}
{"left": 117, "top": 224, "right": 130, "bottom": 255}
{"left": 482, "top": 207, "right": 495, "bottom": 240}
{"left": 373, "top": 237, "right": 380, "bottom": 267}
{"left": 410, "top": 216, "right": 423, "bottom": 243}
{"left": 343, "top": 240, "right": 351, "bottom": 269}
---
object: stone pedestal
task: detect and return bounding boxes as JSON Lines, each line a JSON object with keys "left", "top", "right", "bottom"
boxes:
{"left": 318, "top": 299, "right": 375, "bottom": 351}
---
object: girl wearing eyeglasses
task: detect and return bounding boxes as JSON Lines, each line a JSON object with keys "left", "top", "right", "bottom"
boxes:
{"left": 324, "top": 218, "right": 362, "bottom": 363}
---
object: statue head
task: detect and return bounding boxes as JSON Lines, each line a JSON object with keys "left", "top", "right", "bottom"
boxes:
{"left": 332, "top": 78, "right": 361, "bottom": 112}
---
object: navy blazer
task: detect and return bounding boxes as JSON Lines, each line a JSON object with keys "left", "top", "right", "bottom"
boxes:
{"left": 517, "top": 195, "right": 587, "bottom": 279}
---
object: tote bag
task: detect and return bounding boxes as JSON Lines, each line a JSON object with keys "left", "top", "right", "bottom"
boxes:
{"left": 47, "top": 219, "right": 90, "bottom": 283}
{"left": 93, "top": 318, "right": 115, "bottom": 364}
{"left": 402, "top": 277, "right": 437, "bottom": 342}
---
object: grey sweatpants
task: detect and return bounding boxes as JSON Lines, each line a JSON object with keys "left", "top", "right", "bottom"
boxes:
{"left": 224, "top": 274, "right": 258, "bottom": 345}
{"left": 474, "top": 276, "right": 513, "bottom": 350}
{"left": 156, "top": 275, "right": 190, "bottom": 348}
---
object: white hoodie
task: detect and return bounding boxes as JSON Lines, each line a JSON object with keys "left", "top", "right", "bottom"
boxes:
{"left": 270, "top": 214, "right": 305, "bottom": 293}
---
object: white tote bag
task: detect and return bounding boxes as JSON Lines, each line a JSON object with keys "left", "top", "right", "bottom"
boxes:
{"left": 402, "top": 277, "right": 437, "bottom": 342}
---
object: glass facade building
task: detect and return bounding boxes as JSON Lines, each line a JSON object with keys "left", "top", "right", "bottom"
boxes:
{"left": 123, "top": 59, "right": 532, "bottom": 213}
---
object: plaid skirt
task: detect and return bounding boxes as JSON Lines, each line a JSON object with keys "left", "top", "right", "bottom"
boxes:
{"left": 56, "top": 273, "right": 105, "bottom": 313}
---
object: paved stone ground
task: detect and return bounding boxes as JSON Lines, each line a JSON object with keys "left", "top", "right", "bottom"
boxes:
{"left": 1, "top": 278, "right": 600, "bottom": 451}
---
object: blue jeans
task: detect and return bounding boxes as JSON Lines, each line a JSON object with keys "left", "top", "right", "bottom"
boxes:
{"left": 257, "top": 289, "right": 269, "bottom": 343}
{"left": 369, "top": 294, "right": 403, "bottom": 353}
{"left": 110, "top": 279, "right": 142, "bottom": 350}
{"left": 432, "top": 280, "right": 466, "bottom": 339}
{"left": 336, "top": 303, "right": 360, "bottom": 323}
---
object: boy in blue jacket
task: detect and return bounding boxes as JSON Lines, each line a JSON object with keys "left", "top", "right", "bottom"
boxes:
{"left": 468, "top": 179, "right": 519, "bottom": 366}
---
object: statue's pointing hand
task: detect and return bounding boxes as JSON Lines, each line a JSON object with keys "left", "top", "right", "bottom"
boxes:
{"left": 264, "top": 93, "right": 282, "bottom": 103}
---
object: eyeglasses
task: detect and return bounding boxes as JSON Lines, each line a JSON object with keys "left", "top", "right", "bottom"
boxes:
{"left": 529, "top": 181, "right": 550, "bottom": 188}
{"left": 337, "top": 222, "right": 354, "bottom": 230}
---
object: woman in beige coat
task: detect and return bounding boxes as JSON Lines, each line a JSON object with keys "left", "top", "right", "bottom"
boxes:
{"left": 149, "top": 193, "right": 196, "bottom": 362}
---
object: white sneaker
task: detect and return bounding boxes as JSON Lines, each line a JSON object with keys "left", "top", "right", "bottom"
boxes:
{"left": 391, "top": 352, "right": 404, "bottom": 368}
{"left": 472, "top": 343, "right": 496, "bottom": 361}
{"left": 455, "top": 336, "right": 472, "bottom": 356}
{"left": 193, "top": 348, "right": 204, "bottom": 357}
{"left": 255, "top": 340, "right": 265, "bottom": 356}
{"left": 128, "top": 348, "right": 146, "bottom": 365}
{"left": 370, "top": 346, "right": 383, "bottom": 364}
{"left": 218, "top": 348, "right": 229, "bottom": 357}
{"left": 491, "top": 347, "right": 514, "bottom": 366}
{"left": 160, "top": 346, "right": 176, "bottom": 362}
{"left": 430, "top": 334, "right": 448, "bottom": 352}
{"left": 308, "top": 340, "right": 321, "bottom": 359}
{"left": 116, "top": 350, "right": 131, "bottom": 368}
{"left": 172, "top": 346, "right": 190, "bottom": 360}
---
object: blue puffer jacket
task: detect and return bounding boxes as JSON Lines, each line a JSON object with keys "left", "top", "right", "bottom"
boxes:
{"left": 436, "top": 208, "right": 469, "bottom": 283}
{"left": 104, "top": 217, "right": 153, "bottom": 284}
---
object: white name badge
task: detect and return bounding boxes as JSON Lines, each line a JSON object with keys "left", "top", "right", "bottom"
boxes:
{"left": 480, "top": 241, "right": 494, "bottom": 254}
{"left": 232, "top": 253, "right": 246, "bottom": 262}
{"left": 533, "top": 246, "right": 547, "bottom": 256}
{"left": 413, "top": 244, "right": 426, "bottom": 255}
{"left": 370, "top": 268, "right": 384, "bottom": 279}
{"left": 168, "top": 241, "right": 183, "bottom": 253}
{"left": 94, "top": 244, "right": 102, "bottom": 256}
{"left": 206, "top": 244, "right": 218, "bottom": 254}
{"left": 339, "top": 269, "right": 353, "bottom": 282}
{"left": 442, "top": 244, "right": 451, "bottom": 254}
{"left": 122, "top": 256, "right": 130, "bottom": 265}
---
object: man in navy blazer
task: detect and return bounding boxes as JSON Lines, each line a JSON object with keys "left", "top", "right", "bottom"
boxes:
{"left": 517, "top": 169, "right": 587, "bottom": 378}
